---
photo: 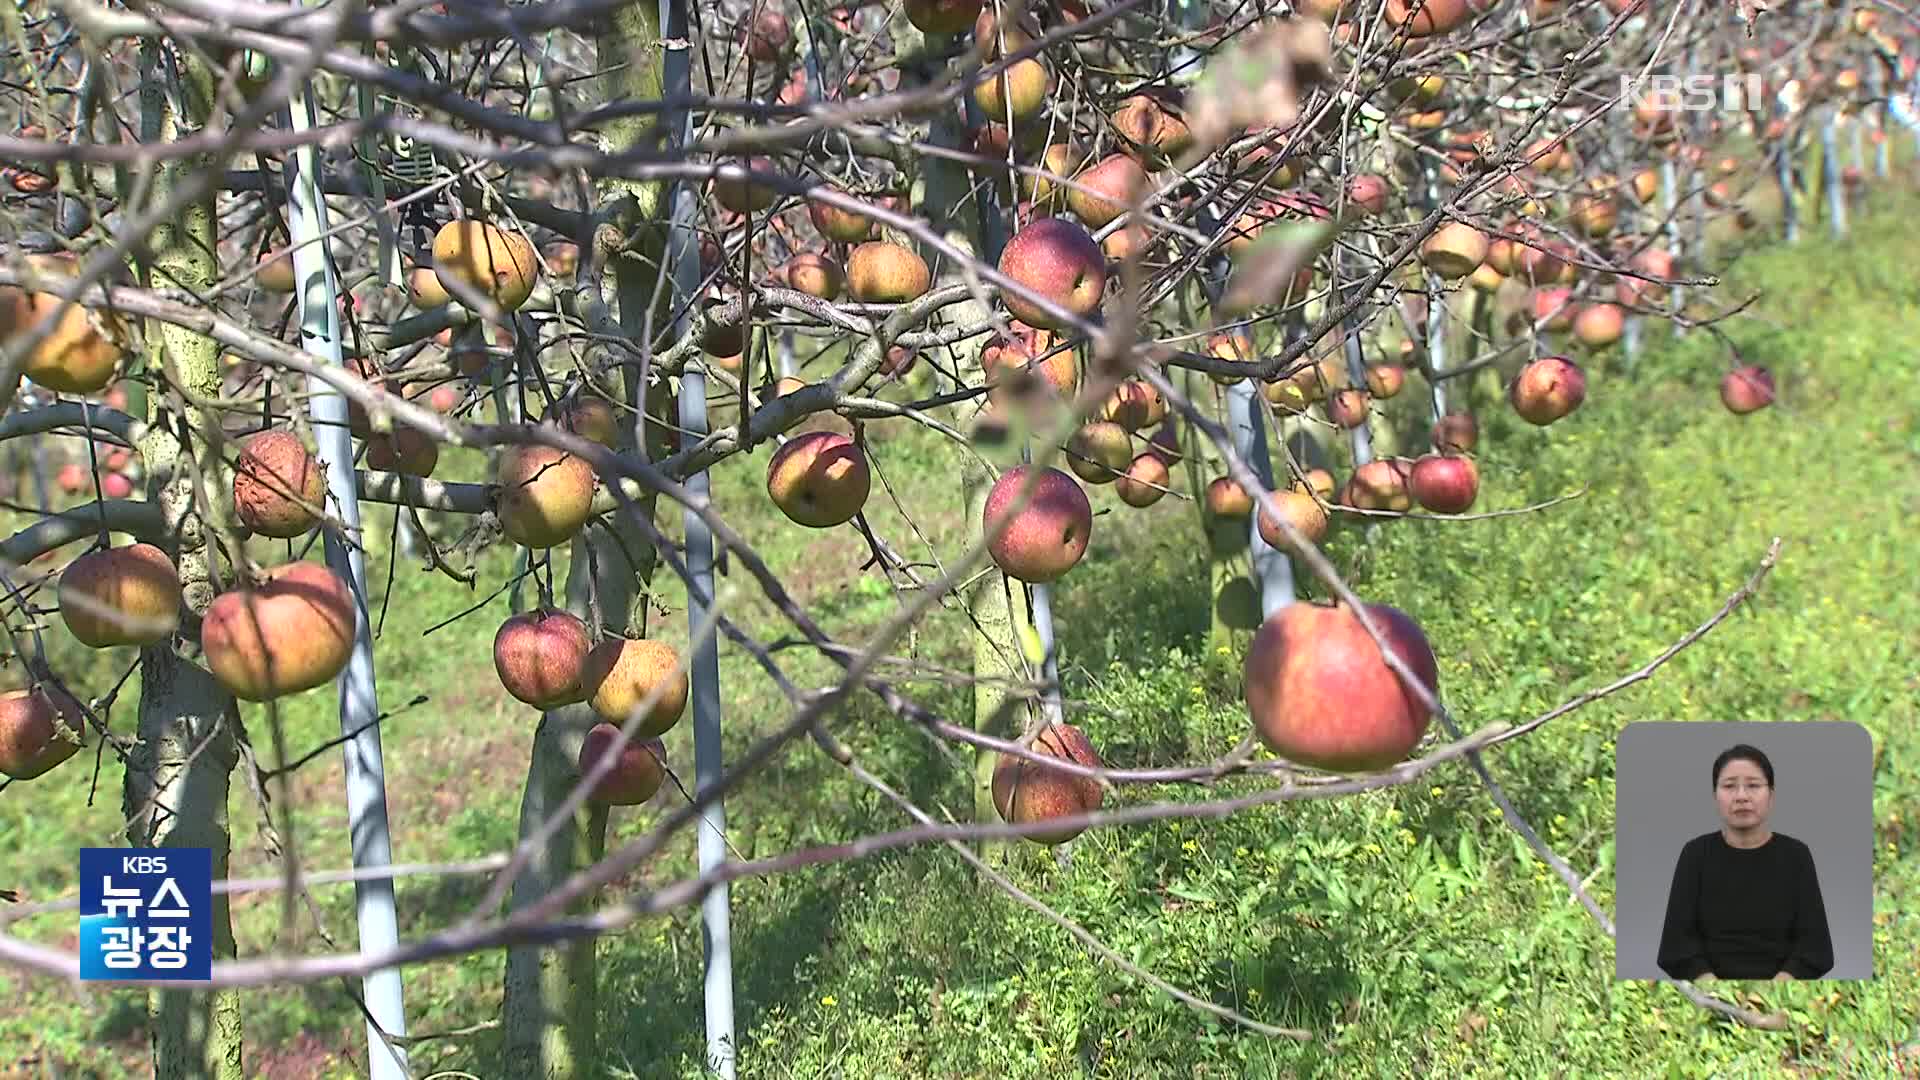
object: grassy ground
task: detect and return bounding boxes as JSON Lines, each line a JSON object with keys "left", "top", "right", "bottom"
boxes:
{"left": 3, "top": 183, "right": 1919, "bottom": 1079}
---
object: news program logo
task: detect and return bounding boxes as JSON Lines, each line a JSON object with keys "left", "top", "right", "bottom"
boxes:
{"left": 79, "top": 848, "right": 212, "bottom": 981}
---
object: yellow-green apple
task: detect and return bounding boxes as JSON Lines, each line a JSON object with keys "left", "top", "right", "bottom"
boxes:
{"left": 1256, "top": 488, "right": 1329, "bottom": 552}
{"left": 972, "top": 57, "right": 1050, "bottom": 122}
{"left": 1021, "top": 143, "right": 1080, "bottom": 211}
{"left": 431, "top": 220, "right": 539, "bottom": 311}
{"left": 582, "top": 637, "right": 689, "bottom": 736}
{"left": 58, "top": 543, "right": 179, "bottom": 648}
{"left": 496, "top": 444, "right": 598, "bottom": 548}
{"left": 808, "top": 190, "right": 875, "bottom": 242}
{"left": 1066, "top": 421, "right": 1132, "bottom": 484}
{"left": 1419, "top": 221, "right": 1488, "bottom": 279}
{"left": 0, "top": 254, "right": 125, "bottom": 394}
{"left": 847, "top": 241, "right": 931, "bottom": 302}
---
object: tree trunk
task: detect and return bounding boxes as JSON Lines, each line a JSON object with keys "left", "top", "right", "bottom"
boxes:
{"left": 914, "top": 80, "right": 1028, "bottom": 860}
{"left": 127, "top": 41, "right": 245, "bottom": 1080}
{"left": 500, "top": 2, "right": 668, "bottom": 1070}
{"left": 124, "top": 653, "right": 244, "bottom": 1080}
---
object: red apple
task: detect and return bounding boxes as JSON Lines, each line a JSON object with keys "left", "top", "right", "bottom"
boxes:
{"left": 1114, "top": 452, "right": 1171, "bottom": 507}
{"left": 990, "top": 723, "right": 1104, "bottom": 844}
{"left": 1430, "top": 412, "right": 1479, "bottom": 453}
{"left": 998, "top": 217, "right": 1107, "bottom": 330}
{"left": 1510, "top": 356, "right": 1587, "bottom": 425}
{"left": 1205, "top": 475, "right": 1254, "bottom": 519}
{"left": 1243, "top": 599, "right": 1440, "bottom": 772}
{"left": 984, "top": 465, "right": 1092, "bottom": 583}
{"left": 1719, "top": 365, "right": 1775, "bottom": 414}
{"left": 578, "top": 723, "right": 668, "bottom": 805}
{"left": 494, "top": 608, "right": 592, "bottom": 709}
{"left": 1408, "top": 453, "right": 1479, "bottom": 513}
{"left": 766, "top": 430, "right": 871, "bottom": 527}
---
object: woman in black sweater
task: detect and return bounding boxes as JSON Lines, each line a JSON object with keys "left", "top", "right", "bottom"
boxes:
{"left": 1656, "top": 744, "right": 1834, "bottom": 981}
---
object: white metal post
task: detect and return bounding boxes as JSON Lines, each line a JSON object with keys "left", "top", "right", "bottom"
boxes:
{"left": 285, "top": 74, "right": 409, "bottom": 1079}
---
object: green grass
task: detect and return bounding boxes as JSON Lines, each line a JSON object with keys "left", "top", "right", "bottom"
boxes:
{"left": 4, "top": 186, "right": 1920, "bottom": 1079}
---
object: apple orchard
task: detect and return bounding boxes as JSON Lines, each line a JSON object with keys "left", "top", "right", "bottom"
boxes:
{"left": 0, "top": 0, "right": 1892, "bottom": 1074}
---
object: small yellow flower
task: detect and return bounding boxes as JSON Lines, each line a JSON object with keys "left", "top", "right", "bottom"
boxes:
{"left": 1430, "top": 786, "right": 1445, "bottom": 797}
{"left": 1182, "top": 839, "right": 1198, "bottom": 853}
{"left": 1364, "top": 843, "right": 1382, "bottom": 856}
{"left": 821, "top": 995, "right": 837, "bottom": 1007}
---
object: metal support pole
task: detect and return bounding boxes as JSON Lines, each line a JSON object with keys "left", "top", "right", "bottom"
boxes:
{"left": 1821, "top": 108, "right": 1847, "bottom": 238}
{"left": 1337, "top": 251, "right": 1375, "bottom": 467}
{"left": 1420, "top": 166, "right": 1448, "bottom": 422}
{"left": 1226, "top": 380, "right": 1293, "bottom": 616}
{"left": 1870, "top": 67, "right": 1891, "bottom": 177}
{"left": 1659, "top": 158, "right": 1682, "bottom": 338}
{"left": 286, "top": 76, "right": 409, "bottom": 1080}
{"left": 1776, "top": 103, "right": 1799, "bottom": 244}
{"left": 664, "top": 0, "right": 734, "bottom": 1072}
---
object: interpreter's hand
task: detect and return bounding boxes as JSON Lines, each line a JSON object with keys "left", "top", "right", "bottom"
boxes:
{"left": 1773, "top": 971, "right": 1792, "bottom": 981}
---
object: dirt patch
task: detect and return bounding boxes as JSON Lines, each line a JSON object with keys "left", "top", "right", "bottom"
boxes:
{"left": 252, "top": 1031, "right": 355, "bottom": 1079}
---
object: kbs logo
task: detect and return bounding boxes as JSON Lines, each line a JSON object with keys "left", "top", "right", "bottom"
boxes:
{"left": 1622, "top": 73, "right": 1767, "bottom": 114}
{"left": 79, "top": 848, "right": 213, "bottom": 981}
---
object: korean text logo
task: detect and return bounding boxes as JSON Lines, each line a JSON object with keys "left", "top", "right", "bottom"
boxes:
{"left": 79, "top": 848, "right": 213, "bottom": 981}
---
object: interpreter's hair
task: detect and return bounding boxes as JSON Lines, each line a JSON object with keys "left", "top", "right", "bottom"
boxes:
{"left": 1712, "top": 744, "right": 1775, "bottom": 789}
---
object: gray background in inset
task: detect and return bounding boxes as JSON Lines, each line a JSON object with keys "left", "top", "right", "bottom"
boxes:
{"left": 1614, "top": 721, "right": 1875, "bottom": 980}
